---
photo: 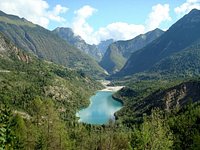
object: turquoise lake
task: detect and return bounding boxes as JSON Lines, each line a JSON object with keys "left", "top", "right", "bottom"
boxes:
{"left": 76, "top": 91, "right": 123, "bottom": 125}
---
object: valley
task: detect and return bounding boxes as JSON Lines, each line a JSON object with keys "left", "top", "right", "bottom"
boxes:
{"left": 0, "top": 3, "right": 200, "bottom": 150}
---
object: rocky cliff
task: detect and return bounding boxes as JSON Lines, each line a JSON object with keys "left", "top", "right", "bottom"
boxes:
{"left": 133, "top": 80, "right": 200, "bottom": 116}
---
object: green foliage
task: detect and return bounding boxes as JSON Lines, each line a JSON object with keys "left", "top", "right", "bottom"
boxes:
{"left": 168, "top": 102, "right": 200, "bottom": 149}
{"left": 0, "top": 106, "right": 17, "bottom": 149}
{"left": 152, "top": 42, "right": 200, "bottom": 77}
{"left": 132, "top": 110, "right": 173, "bottom": 150}
{"left": 0, "top": 16, "right": 36, "bottom": 27}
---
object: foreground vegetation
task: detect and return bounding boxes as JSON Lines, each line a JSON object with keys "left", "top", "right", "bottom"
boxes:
{"left": 1, "top": 99, "right": 200, "bottom": 149}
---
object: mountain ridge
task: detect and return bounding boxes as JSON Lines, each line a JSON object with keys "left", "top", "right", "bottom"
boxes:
{"left": 53, "top": 27, "right": 103, "bottom": 61}
{"left": 0, "top": 10, "right": 106, "bottom": 78}
{"left": 100, "top": 28, "right": 164, "bottom": 74}
{"left": 116, "top": 9, "right": 200, "bottom": 77}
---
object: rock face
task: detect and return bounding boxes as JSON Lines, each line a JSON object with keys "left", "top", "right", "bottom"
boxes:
{"left": 97, "top": 39, "right": 114, "bottom": 54}
{"left": 0, "top": 33, "right": 31, "bottom": 63}
{"left": 100, "top": 28, "right": 164, "bottom": 74}
{"left": 133, "top": 81, "right": 200, "bottom": 116}
{"left": 117, "top": 9, "right": 200, "bottom": 77}
{"left": 53, "top": 27, "right": 102, "bottom": 61}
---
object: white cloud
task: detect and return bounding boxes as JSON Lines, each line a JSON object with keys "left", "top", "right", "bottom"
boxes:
{"left": 48, "top": 4, "right": 68, "bottom": 22}
{"left": 74, "top": 5, "right": 97, "bottom": 19}
{"left": 72, "top": 4, "right": 171, "bottom": 45}
{"left": 72, "top": 5, "right": 145, "bottom": 44}
{"left": 175, "top": 0, "right": 200, "bottom": 16}
{"left": 0, "top": 1, "right": 171, "bottom": 44}
{"left": 146, "top": 4, "right": 171, "bottom": 30}
{"left": 0, "top": 0, "right": 68, "bottom": 28}
{"left": 72, "top": 5, "right": 97, "bottom": 44}
{"left": 95, "top": 23, "right": 145, "bottom": 43}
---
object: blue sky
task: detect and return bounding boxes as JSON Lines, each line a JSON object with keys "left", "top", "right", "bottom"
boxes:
{"left": 47, "top": 0, "right": 184, "bottom": 30}
{"left": 0, "top": 0, "right": 200, "bottom": 44}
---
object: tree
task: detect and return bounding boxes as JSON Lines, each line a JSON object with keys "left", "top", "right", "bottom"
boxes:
{"left": 131, "top": 109, "right": 173, "bottom": 150}
{"left": 0, "top": 106, "right": 16, "bottom": 149}
{"left": 10, "top": 114, "right": 27, "bottom": 149}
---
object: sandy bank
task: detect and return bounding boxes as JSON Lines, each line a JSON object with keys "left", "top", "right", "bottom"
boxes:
{"left": 98, "top": 80, "right": 124, "bottom": 92}
{"left": 100, "top": 86, "right": 124, "bottom": 92}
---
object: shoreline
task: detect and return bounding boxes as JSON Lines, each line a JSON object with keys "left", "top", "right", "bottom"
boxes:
{"left": 99, "top": 80, "right": 124, "bottom": 92}
{"left": 112, "top": 95, "right": 124, "bottom": 105}
{"left": 100, "top": 86, "right": 124, "bottom": 92}
{"left": 76, "top": 80, "right": 124, "bottom": 124}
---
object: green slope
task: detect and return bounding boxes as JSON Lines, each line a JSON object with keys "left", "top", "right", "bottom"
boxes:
{"left": 117, "top": 9, "right": 200, "bottom": 77}
{"left": 100, "top": 28, "right": 164, "bottom": 74}
{"left": 0, "top": 11, "right": 105, "bottom": 79}
{"left": 152, "top": 41, "right": 200, "bottom": 76}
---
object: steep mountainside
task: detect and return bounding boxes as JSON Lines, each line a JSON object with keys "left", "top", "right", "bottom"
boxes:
{"left": 117, "top": 9, "right": 200, "bottom": 77}
{"left": 53, "top": 27, "right": 102, "bottom": 61}
{"left": 100, "top": 28, "right": 164, "bottom": 74}
{"left": 0, "top": 11, "right": 105, "bottom": 78}
{"left": 97, "top": 39, "right": 114, "bottom": 54}
{"left": 151, "top": 40, "right": 200, "bottom": 76}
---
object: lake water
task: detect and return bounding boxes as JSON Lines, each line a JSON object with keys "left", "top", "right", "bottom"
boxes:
{"left": 76, "top": 91, "right": 123, "bottom": 125}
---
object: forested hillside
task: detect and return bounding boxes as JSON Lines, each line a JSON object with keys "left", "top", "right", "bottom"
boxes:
{"left": 0, "top": 11, "right": 106, "bottom": 79}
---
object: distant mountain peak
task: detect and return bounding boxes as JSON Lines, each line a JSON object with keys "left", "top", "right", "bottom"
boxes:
{"left": 153, "top": 28, "right": 164, "bottom": 32}
{"left": 185, "top": 8, "right": 200, "bottom": 21}
{"left": 53, "top": 27, "right": 103, "bottom": 61}
{"left": 189, "top": 8, "right": 200, "bottom": 14}
{"left": 0, "top": 10, "right": 6, "bottom": 15}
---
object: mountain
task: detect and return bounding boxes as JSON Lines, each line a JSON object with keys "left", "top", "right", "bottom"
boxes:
{"left": 97, "top": 39, "right": 114, "bottom": 54}
{"left": 0, "top": 10, "right": 105, "bottom": 78}
{"left": 116, "top": 9, "right": 200, "bottom": 77}
{"left": 100, "top": 28, "right": 164, "bottom": 74}
{"left": 151, "top": 40, "right": 200, "bottom": 76}
{"left": 53, "top": 27, "right": 103, "bottom": 61}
